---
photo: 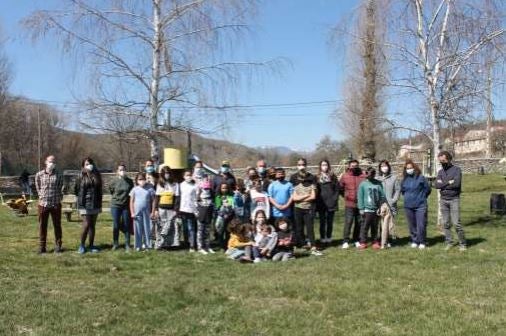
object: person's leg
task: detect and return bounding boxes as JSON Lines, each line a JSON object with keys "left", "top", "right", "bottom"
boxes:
{"left": 282, "top": 252, "right": 293, "bottom": 261}
{"left": 252, "top": 246, "right": 261, "bottom": 260}
{"left": 342, "top": 207, "right": 353, "bottom": 243}
{"left": 381, "top": 215, "right": 389, "bottom": 247}
{"left": 404, "top": 208, "right": 417, "bottom": 244}
{"left": 293, "top": 208, "right": 304, "bottom": 247}
{"left": 450, "top": 198, "right": 466, "bottom": 247}
{"left": 186, "top": 214, "right": 197, "bottom": 250}
{"left": 360, "top": 212, "right": 372, "bottom": 244}
{"left": 272, "top": 252, "right": 282, "bottom": 262}
{"left": 88, "top": 214, "right": 97, "bottom": 248}
{"left": 80, "top": 215, "right": 90, "bottom": 247}
{"left": 370, "top": 214, "right": 379, "bottom": 244}
{"left": 197, "top": 219, "right": 205, "bottom": 250}
{"left": 142, "top": 210, "right": 151, "bottom": 248}
{"left": 121, "top": 208, "right": 131, "bottom": 248}
{"left": 134, "top": 215, "right": 142, "bottom": 249}
{"left": 38, "top": 205, "right": 50, "bottom": 252}
{"left": 50, "top": 204, "right": 63, "bottom": 250}
{"left": 415, "top": 207, "right": 427, "bottom": 245}
{"left": 326, "top": 211, "right": 335, "bottom": 241}
{"left": 318, "top": 210, "right": 326, "bottom": 241}
{"left": 302, "top": 209, "right": 315, "bottom": 247}
{"left": 352, "top": 208, "right": 362, "bottom": 243}
{"left": 243, "top": 245, "right": 252, "bottom": 260}
{"left": 440, "top": 199, "right": 453, "bottom": 245}
{"left": 110, "top": 207, "right": 121, "bottom": 247}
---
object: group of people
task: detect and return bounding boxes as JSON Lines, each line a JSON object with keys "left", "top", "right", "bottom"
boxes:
{"left": 33, "top": 150, "right": 467, "bottom": 260}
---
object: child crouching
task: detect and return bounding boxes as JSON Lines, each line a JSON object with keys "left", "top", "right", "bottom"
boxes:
{"left": 272, "top": 218, "right": 295, "bottom": 262}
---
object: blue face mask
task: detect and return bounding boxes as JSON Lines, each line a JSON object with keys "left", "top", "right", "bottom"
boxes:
{"left": 145, "top": 166, "right": 155, "bottom": 174}
{"left": 257, "top": 167, "right": 266, "bottom": 175}
{"left": 221, "top": 167, "right": 230, "bottom": 174}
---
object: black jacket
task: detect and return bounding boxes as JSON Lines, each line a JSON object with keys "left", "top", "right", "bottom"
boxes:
{"left": 74, "top": 172, "right": 103, "bottom": 210}
{"left": 435, "top": 164, "right": 462, "bottom": 200}
{"left": 316, "top": 174, "right": 340, "bottom": 212}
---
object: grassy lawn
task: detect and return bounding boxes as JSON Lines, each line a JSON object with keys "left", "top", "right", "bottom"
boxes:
{"left": 1, "top": 174, "right": 505, "bottom": 336}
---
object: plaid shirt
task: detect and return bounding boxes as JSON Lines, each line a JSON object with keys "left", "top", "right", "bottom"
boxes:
{"left": 35, "top": 169, "right": 64, "bottom": 207}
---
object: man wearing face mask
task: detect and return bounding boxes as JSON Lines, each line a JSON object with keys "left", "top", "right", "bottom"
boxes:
{"left": 435, "top": 151, "right": 466, "bottom": 251}
{"left": 256, "top": 159, "right": 271, "bottom": 192}
{"left": 35, "top": 155, "right": 64, "bottom": 254}
{"left": 213, "top": 161, "right": 236, "bottom": 194}
{"left": 339, "top": 160, "right": 366, "bottom": 249}
{"left": 289, "top": 158, "right": 321, "bottom": 256}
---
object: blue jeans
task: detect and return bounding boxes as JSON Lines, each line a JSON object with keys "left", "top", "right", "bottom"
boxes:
{"left": 111, "top": 206, "right": 130, "bottom": 246}
{"left": 404, "top": 207, "right": 427, "bottom": 245}
{"left": 180, "top": 212, "right": 197, "bottom": 249}
{"left": 133, "top": 209, "right": 151, "bottom": 249}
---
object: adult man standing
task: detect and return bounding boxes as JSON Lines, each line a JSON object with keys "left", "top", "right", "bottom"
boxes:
{"left": 256, "top": 159, "right": 270, "bottom": 191}
{"left": 34, "top": 155, "right": 64, "bottom": 254}
{"left": 435, "top": 151, "right": 467, "bottom": 251}
{"left": 339, "top": 160, "right": 366, "bottom": 249}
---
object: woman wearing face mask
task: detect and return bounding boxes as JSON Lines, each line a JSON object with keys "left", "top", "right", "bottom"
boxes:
{"left": 377, "top": 160, "right": 401, "bottom": 247}
{"left": 316, "top": 160, "right": 340, "bottom": 245}
{"left": 401, "top": 160, "right": 431, "bottom": 249}
{"left": 74, "top": 157, "right": 103, "bottom": 254}
{"left": 152, "top": 166, "right": 180, "bottom": 249}
{"left": 109, "top": 163, "right": 134, "bottom": 251}
{"left": 179, "top": 169, "right": 199, "bottom": 252}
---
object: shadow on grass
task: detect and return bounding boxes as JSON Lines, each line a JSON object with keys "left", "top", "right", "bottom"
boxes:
{"left": 465, "top": 215, "right": 506, "bottom": 226}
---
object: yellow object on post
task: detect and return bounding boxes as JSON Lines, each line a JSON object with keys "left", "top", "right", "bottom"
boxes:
{"left": 160, "top": 148, "right": 187, "bottom": 171}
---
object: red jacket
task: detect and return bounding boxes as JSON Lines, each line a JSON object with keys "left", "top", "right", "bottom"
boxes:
{"left": 339, "top": 169, "right": 366, "bottom": 208}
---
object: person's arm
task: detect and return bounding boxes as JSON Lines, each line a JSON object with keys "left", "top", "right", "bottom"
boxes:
{"left": 339, "top": 176, "right": 345, "bottom": 197}
{"left": 391, "top": 177, "right": 401, "bottom": 204}
{"left": 264, "top": 193, "right": 271, "bottom": 218}
{"left": 306, "top": 186, "right": 316, "bottom": 202}
{"left": 434, "top": 169, "right": 447, "bottom": 189}
{"left": 129, "top": 192, "right": 135, "bottom": 218}
{"left": 357, "top": 183, "right": 365, "bottom": 213}
{"left": 445, "top": 167, "right": 462, "bottom": 190}
{"left": 73, "top": 176, "right": 80, "bottom": 196}
{"left": 35, "top": 172, "right": 41, "bottom": 195}
{"left": 424, "top": 177, "right": 432, "bottom": 197}
{"left": 265, "top": 233, "right": 278, "bottom": 255}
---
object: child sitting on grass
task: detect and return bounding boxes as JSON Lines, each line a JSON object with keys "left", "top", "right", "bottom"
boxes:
{"left": 252, "top": 225, "right": 278, "bottom": 263}
{"left": 226, "top": 219, "right": 254, "bottom": 262}
{"left": 272, "top": 217, "right": 295, "bottom": 262}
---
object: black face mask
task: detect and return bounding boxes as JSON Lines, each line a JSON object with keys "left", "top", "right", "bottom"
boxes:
{"left": 441, "top": 162, "right": 451, "bottom": 169}
{"left": 352, "top": 167, "right": 361, "bottom": 176}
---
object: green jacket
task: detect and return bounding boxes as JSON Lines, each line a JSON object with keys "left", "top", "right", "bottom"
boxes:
{"left": 109, "top": 176, "right": 134, "bottom": 208}
{"left": 357, "top": 179, "right": 385, "bottom": 213}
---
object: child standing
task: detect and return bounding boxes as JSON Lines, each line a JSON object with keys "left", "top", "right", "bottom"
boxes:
{"left": 179, "top": 170, "right": 199, "bottom": 252}
{"left": 196, "top": 172, "right": 215, "bottom": 254}
{"left": 129, "top": 173, "right": 155, "bottom": 251}
{"left": 152, "top": 166, "right": 180, "bottom": 249}
{"left": 249, "top": 180, "right": 271, "bottom": 222}
{"left": 272, "top": 218, "right": 295, "bottom": 262}
{"left": 214, "top": 182, "right": 236, "bottom": 250}
{"left": 357, "top": 167, "right": 386, "bottom": 250}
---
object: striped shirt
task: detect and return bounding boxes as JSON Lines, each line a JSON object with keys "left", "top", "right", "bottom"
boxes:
{"left": 35, "top": 169, "right": 63, "bottom": 207}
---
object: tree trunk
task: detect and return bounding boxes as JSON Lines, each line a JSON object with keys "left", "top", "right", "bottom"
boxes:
{"left": 486, "top": 63, "right": 493, "bottom": 158}
{"left": 149, "top": 0, "right": 163, "bottom": 160}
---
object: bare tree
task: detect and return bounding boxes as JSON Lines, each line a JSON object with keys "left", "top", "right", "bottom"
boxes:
{"left": 383, "top": 0, "right": 504, "bottom": 173}
{"left": 23, "top": 0, "right": 275, "bottom": 159}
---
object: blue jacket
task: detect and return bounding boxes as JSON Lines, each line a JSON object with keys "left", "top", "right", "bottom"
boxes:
{"left": 401, "top": 174, "right": 431, "bottom": 209}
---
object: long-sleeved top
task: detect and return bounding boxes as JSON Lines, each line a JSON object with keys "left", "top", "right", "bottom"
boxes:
{"left": 250, "top": 189, "right": 271, "bottom": 220}
{"left": 109, "top": 176, "right": 134, "bottom": 208}
{"left": 357, "top": 179, "right": 386, "bottom": 213}
{"left": 377, "top": 173, "right": 401, "bottom": 215}
{"left": 74, "top": 172, "right": 103, "bottom": 210}
{"left": 401, "top": 174, "right": 431, "bottom": 209}
{"left": 35, "top": 169, "right": 63, "bottom": 207}
{"left": 340, "top": 169, "right": 366, "bottom": 208}
{"left": 316, "top": 173, "right": 340, "bottom": 212}
{"left": 435, "top": 164, "right": 462, "bottom": 200}
{"left": 227, "top": 233, "right": 252, "bottom": 249}
{"left": 275, "top": 230, "right": 294, "bottom": 253}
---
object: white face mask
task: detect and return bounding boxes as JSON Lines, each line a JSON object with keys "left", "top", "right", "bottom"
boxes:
{"left": 381, "top": 166, "right": 389, "bottom": 174}
{"left": 85, "top": 164, "right": 94, "bottom": 171}
{"left": 46, "top": 162, "right": 56, "bottom": 171}
{"left": 184, "top": 176, "right": 192, "bottom": 183}
{"left": 279, "top": 223, "right": 288, "bottom": 231}
{"left": 164, "top": 174, "right": 171, "bottom": 180}
{"left": 118, "top": 170, "right": 125, "bottom": 177}
{"left": 406, "top": 168, "right": 415, "bottom": 175}
{"left": 321, "top": 164, "right": 329, "bottom": 172}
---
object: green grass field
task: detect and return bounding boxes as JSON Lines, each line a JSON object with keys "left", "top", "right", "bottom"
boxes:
{"left": 1, "top": 175, "right": 505, "bottom": 336}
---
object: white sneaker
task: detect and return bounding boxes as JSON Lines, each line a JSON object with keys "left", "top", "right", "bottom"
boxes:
{"left": 410, "top": 243, "right": 418, "bottom": 248}
{"left": 253, "top": 258, "right": 262, "bottom": 263}
{"left": 354, "top": 241, "right": 361, "bottom": 248}
{"left": 386, "top": 243, "right": 392, "bottom": 248}
{"left": 418, "top": 244, "right": 426, "bottom": 250}
{"left": 341, "top": 242, "right": 350, "bottom": 249}
{"left": 207, "top": 248, "right": 216, "bottom": 254}
{"left": 189, "top": 248, "right": 196, "bottom": 253}
{"left": 311, "top": 249, "right": 323, "bottom": 256}
{"left": 198, "top": 249, "right": 208, "bottom": 255}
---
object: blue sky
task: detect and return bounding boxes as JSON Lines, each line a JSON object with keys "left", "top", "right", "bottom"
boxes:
{"left": 2, "top": 1, "right": 502, "bottom": 152}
